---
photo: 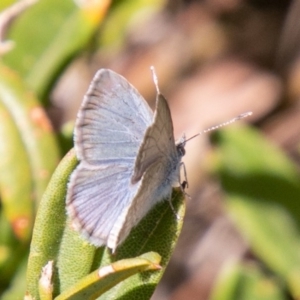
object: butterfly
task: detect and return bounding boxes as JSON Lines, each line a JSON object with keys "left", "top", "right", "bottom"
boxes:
{"left": 66, "top": 68, "right": 186, "bottom": 252}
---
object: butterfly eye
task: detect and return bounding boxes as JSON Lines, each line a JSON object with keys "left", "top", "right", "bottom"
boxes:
{"left": 176, "top": 144, "right": 186, "bottom": 157}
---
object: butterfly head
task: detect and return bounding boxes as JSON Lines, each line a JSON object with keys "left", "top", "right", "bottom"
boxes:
{"left": 176, "top": 135, "right": 186, "bottom": 158}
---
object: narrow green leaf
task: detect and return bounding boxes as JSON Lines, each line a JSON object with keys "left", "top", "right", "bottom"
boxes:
{"left": 55, "top": 252, "right": 161, "bottom": 300}
{"left": 0, "top": 64, "right": 60, "bottom": 203}
{"left": 0, "top": 90, "right": 33, "bottom": 241}
{"left": 0, "top": 63, "right": 59, "bottom": 294}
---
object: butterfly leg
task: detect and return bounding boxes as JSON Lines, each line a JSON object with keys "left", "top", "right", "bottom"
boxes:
{"left": 179, "top": 162, "right": 191, "bottom": 198}
{"left": 167, "top": 161, "right": 189, "bottom": 220}
{"left": 180, "top": 161, "right": 188, "bottom": 189}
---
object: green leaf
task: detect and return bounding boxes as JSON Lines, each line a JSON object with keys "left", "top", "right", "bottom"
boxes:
{"left": 55, "top": 252, "right": 161, "bottom": 300}
{"left": 3, "top": 0, "right": 74, "bottom": 76}
{"left": 0, "top": 81, "right": 33, "bottom": 241}
{"left": 26, "top": 149, "right": 185, "bottom": 299}
{"left": 0, "top": 64, "right": 60, "bottom": 203}
{"left": 26, "top": 149, "right": 78, "bottom": 299}
{"left": 213, "top": 126, "right": 300, "bottom": 298}
{"left": 0, "top": 63, "right": 60, "bottom": 294}
{"left": 3, "top": 0, "right": 111, "bottom": 98}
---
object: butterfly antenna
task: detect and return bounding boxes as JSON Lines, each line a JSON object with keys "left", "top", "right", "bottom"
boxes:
{"left": 185, "top": 111, "right": 253, "bottom": 143}
{"left": 150, "top": 66, "right": 160, "bottom": 94}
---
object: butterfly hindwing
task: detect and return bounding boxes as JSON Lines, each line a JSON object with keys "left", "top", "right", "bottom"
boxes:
{"left": 109, "top": 95, "right": 182, "bottom": 250}
{"left": 131, "top": 94, "right": 178, "bottom": 183}
{"left": 67, "top": 163, "right": 140, "bottom": 247}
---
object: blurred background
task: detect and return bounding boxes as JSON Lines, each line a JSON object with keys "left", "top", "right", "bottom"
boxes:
{"left": 1, "top": 0, "right": 300, "bottom": 299}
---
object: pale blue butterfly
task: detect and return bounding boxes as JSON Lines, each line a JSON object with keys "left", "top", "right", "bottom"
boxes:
{"left": 66, "top": 68, "right": 252, "bottom": 252}
{"left": 66, "top": 68, "right": 186, "bottom": 252}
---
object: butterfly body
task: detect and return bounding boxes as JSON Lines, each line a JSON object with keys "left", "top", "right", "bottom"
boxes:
{"left": 66, "top": 69, "right": 184, "bottom": 252}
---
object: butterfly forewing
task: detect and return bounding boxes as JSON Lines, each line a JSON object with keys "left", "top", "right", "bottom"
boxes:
{"left": 75, "top": 69, "right": 153, "bottom": 165}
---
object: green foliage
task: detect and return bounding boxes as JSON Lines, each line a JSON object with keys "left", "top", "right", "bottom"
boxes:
{"left": 0, "top": 63, "right": 60, "bottom": 297}
{"left": 211, "top": 260, "right": 286, "bottom": 300}
{"left": 211, "top": 126, "right": 300, "bottom": 299}
{"left": 26, "top": 150, "right": 185, "bottom": 299}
